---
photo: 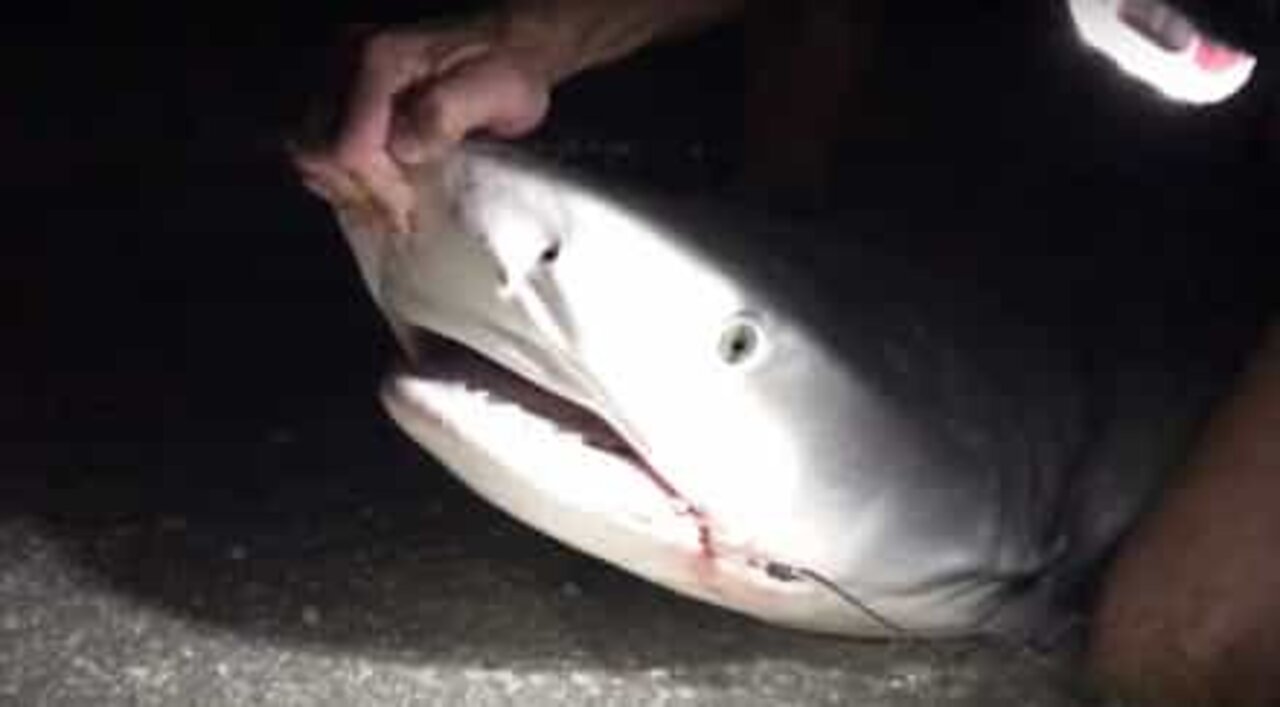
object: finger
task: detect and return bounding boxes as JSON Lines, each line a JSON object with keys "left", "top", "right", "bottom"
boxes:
{"left": 294, "top": 88, "right": 422, "bottom": 233}
{"left": 333, "top": 31, "right": 436, "bottom": 167}
{"left": 293, "top": 147, "right": 415, "bottom": 235}
{"left": 290, "top": 147, "right": 361, "bottom": 203}
{"left": 434, "top": 58, "right": 549, "bottom": 139}
{"left": 392, "top": 56, "right": 548, "bottom": 164}
{"left": 351, "top": 153, "right": 419, "bottom": 233}
{"left": 428, "top": 38, "right": 493, "bottom": 78}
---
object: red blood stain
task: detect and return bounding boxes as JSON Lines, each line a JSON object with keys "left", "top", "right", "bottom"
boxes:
{"left": 632, "top": 456, "right": 718, "bottom": 561}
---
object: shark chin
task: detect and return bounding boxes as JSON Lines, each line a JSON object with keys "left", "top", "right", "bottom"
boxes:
{"left": 377, "top": 326, "right": 869, "bottom": 636}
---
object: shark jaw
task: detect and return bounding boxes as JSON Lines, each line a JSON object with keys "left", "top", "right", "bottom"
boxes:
{"left": 376, "top": 325, "right": 828, "bottom": 620}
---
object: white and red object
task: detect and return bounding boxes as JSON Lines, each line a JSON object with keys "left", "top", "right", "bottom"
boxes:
{"left": 1067, "top": 0, "right": 1257, "bottom": 104}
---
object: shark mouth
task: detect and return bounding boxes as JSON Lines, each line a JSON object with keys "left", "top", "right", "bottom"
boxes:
{"left": 397, "top": 325, "right": 721, "bottom": 561}
{"left": 388, "top": 327, "right": 905, "bottom": 635}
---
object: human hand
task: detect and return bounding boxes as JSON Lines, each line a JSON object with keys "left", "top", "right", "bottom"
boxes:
{"left": 290, "top": 15, "right": 562, "bottom": 236}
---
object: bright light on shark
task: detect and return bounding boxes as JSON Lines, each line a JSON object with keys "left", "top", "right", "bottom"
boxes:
{"left": 353, "top": 142, "right": 1093, "bottom": 641}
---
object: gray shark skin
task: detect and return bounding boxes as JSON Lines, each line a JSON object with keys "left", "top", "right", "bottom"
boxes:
{"left": 331, "top": 141, "right": 1184, "bottom": 642}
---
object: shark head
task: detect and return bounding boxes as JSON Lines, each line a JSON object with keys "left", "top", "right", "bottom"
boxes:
{"left": 340, "top": 142, "right": 1062, "bottom": 638}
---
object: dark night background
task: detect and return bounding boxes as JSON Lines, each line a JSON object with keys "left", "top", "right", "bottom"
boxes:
{"left": 3, "top": 3, "right": 1279, "bottom": 705}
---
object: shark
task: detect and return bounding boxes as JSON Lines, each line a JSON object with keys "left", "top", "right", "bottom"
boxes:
{"left": 328, "top": 140, "right": 1178, "bottom": 641}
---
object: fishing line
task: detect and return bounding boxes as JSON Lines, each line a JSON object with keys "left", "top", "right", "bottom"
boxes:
{"left": 763, "top": 560, "right": 1080, "bottom": 682}
{"left": 764, "top": 562, "right": 917, "bottom": 641}
{"left": 759, "top": 560, "right": 955, "bottom": 674}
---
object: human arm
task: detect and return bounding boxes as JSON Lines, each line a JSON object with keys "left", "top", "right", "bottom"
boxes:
{"left": 1089, "top": 321, "right": 1280, "bottom": 706}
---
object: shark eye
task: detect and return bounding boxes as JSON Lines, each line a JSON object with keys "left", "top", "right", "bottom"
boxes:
{"left": 718, "top": 315, "right": 767, "bottom": 368}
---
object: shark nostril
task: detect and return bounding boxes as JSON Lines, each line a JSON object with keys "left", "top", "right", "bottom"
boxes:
{"left": 718, "top": 317, "right": 765, "bottom": 367}
{"left": 539, "top": 239, "right": 562, "bottom": 265}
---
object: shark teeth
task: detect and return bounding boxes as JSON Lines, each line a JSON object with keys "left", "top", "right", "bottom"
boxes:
{"left": 400, "top": 376, "right": 695, "bottom": 535}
